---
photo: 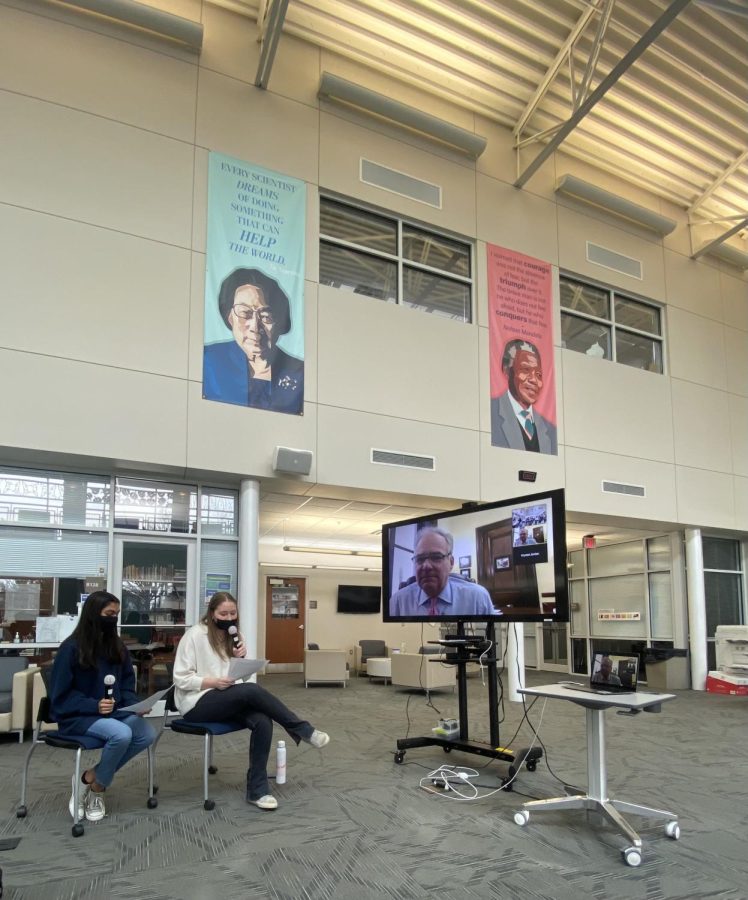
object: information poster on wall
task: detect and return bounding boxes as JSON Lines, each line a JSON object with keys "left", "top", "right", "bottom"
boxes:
{"left": 203, "top": 152, "right": 306, "bottom": 415}
{"left": 487, "top": 245, "right": 557, "bottom": 455}
{"left": 205, "top": 574, "right": 232, "bottom": 604}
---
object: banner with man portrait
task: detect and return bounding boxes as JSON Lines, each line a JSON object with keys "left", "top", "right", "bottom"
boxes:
{"left": 487, "top": 244, "right": 557, "bottom": 455}
{"left": 203, "top": 152, "right": 306, "bottom": 415}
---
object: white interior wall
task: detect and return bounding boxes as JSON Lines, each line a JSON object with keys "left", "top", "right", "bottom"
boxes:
{"left": 0, "top": 2, "right": 746, "bottom": 534}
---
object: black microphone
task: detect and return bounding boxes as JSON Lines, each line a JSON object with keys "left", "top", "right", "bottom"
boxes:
{"left": 104, "top": 674, "right": 116, "bottom": 699}
{"left": 228, "top": 625, "right": 241, "bottom": 648}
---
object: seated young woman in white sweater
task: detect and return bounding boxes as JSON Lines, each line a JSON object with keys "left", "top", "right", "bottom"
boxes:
{"left": 173, "top": 591, "right": 329, "bottom": 810}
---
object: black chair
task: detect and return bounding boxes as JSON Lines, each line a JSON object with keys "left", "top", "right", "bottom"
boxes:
{"left": 157, "top": 686, "right": 244, "bottom": 810}
{"left": 17, "top": 690, "right": 157, "bottom": 837}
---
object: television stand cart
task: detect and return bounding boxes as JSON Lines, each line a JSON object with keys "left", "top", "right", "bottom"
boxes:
{"left": 393, "top": 622, "right": 542, "bottom": 787}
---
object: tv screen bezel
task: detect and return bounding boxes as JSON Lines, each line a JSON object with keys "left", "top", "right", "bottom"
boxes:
{"left": 336, "top": 584, "right": 382, "bottom": 615}
{"left": 381, "top": 487, "right": 568, "bottom": 624}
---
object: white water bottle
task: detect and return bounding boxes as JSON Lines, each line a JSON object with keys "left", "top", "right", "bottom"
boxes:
{"left": 276, "top": 740, "right": 287, "bottom": 785}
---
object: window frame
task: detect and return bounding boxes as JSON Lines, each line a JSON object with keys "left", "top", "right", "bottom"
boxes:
{"left": 559, "top": 273, "right": 666, "bottom": 374}
{"left": 319, "top": 194, "right": 474, "bottom": 323}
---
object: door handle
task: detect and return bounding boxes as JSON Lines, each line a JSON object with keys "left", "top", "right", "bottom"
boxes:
{"left": 298, "top": 624, "right": 304, "bottom": 630}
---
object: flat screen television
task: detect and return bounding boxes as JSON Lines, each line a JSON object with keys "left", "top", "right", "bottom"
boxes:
{"left": 337, "top": 584, "right": 381, "bottom": 615}
{"left": 382, "top": 488, "right": 568, "bottom": 623}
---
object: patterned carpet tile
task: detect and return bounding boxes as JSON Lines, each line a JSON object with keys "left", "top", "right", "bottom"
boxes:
{"left": 1, "top": 672, "right": 747, "bottom": 900}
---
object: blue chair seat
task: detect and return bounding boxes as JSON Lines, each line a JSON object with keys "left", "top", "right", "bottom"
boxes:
{"left": 42, "top": 732, "right": 105, "bottom": 751}
{"left": 169, "top": 719, "right": 242, "bottom": 737}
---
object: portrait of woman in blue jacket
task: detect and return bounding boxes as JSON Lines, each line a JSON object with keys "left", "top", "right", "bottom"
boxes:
{"left": 202, "top": 267, "right": 304, "bottom": 415}
{"left": 49, "top": 590, "right": 156, "bottom": 822}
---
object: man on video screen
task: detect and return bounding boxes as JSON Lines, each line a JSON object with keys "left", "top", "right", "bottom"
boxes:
{"left": 390, "top": 527, "right": 495, "bottom": 617}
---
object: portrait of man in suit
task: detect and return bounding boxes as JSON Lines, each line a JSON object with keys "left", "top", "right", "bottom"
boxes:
{"left": 491, "top": 338, "right": 557, "bottom": 454}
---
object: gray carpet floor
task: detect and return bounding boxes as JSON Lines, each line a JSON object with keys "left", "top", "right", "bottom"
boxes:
{"left": 1, "top": 668, "right": 746, "bottom": 899}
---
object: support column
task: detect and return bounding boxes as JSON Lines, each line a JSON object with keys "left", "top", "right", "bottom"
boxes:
{"left": 506, "top": 621, "right": 525, "bottom": 702}
{"left": 238, "top": 479, "right": 260, "bottom": 661}
{"left": 685, "top": 528, "right": 708, "bottom": 691}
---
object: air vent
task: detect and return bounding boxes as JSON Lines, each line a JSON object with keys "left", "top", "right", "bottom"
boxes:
{"left": 586, "top": 242, "right": 643, "bottom": 280}
{"left": 602, "top": 480, "right": 646, "bottom": 497}
{"left": 361, "top": 159, "right": 442, "bottom": 208}
{"left": 371, "top": 448, "right": 435, "bottom": 470}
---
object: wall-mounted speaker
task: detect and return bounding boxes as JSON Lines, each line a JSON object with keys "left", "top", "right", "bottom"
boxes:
{"left": 273, "top": 446, "right": 313, "bottom": 476}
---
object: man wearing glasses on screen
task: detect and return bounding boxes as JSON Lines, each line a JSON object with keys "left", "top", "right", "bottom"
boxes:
{"left": 390, "top": 527, "right": 496, "bottom": 617}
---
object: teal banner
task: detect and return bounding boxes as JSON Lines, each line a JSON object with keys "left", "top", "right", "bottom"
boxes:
{"left": 203, "top": 152, "right": 306, "bottom": 415}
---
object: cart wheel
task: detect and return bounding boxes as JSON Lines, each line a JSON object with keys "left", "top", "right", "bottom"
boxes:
{"left": 526, "top": 760, "right": 537, "bottom": 772}
{"left": 623, "top": 847, "right": 642, "bottom": 867}
{"left": 204, "top": 799, "right": 215, "bottom": 811}
{"left": 147, "top": 797, "right": 158, "bottom": 809}
{"left": 208, "top": 766, "right": 218, "bottom": 775}
{"left": 513, "top": 810, "right": 529, "bottom": 826}
{"left": 16, "top": 806, "right": 27, "bottom": 819}
{"left": 72, "top": 823, "right": 84, "bottom": 838}
{"left": 394, "top": 751, "right": 405, "bottom": 764}
{"left": 501, "top": 777, "right": 514, "bottom": 792}
{"left": 665, "top": 821, "right": 680, "bottom": 840}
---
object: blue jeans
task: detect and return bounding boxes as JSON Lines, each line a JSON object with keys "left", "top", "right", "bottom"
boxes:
{"left": 85, "top": 714, "right": 156, "bottom": 788}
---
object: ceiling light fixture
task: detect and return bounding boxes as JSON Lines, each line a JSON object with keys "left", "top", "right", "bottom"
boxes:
{"left": 318, "top": 72, "right": 487, "bottom": 159}
{"left": 58, "top": 0, "right": 203, "bottom": 50}
{"left": 555, "top": 175, "right": 677, "bottom": 236}
{"left": 283, "top": 545, "right": 380, "bottom": 558}
{"left": 695, "top": 238, "right": 748, "bottom": 270}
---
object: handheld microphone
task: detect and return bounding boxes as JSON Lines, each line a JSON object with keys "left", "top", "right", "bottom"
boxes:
{"left": 104, "top": 674, "right": 116, "bottom": 699}
{"left": 227, "top": 625, "right": 241, "bottom": 648}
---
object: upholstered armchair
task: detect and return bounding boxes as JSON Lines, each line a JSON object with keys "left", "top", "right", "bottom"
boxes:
{"left": 0, "top": 657, "right": 39, "bottom": 742}
{"left": 390, "top": 652, "right": 455, "bottom": 697}
{"left": 304, "top": 650, "right": 349, "bottom": 687}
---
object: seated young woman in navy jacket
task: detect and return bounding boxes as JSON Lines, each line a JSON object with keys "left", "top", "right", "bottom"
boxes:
{"left": 49, "top": 590, "right": 156, "bottom": 822}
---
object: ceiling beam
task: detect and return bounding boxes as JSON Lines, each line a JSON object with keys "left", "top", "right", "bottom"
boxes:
{"left": 691, "top": 214, "right": 748, "bottom": 259}
{"left": 689, "top": 149, "right": 748, "bottom": 213}
{"left": 694, "top": 0, "right": 748, "bottom": 17}
{"left": 255, "top": 0, "right": 290, "bottom": 90}
{"left": 514, "top": 0, "right": 692, "bottom": 189}
{"left": 513, "top": 1, "right": 603, "bottom": 137}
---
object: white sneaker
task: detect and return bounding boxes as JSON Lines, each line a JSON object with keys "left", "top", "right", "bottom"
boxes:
{"left": 84, "top": 792, "right": 106, "bottom": 822}
{"left": 69, "top": 775, "right": 89, "bottom": 821}
{"left": 249, "top": 794, "right": 278, "bottom": 810}
{"left": 309, "top": 730, "right": 330, "bottom": 749}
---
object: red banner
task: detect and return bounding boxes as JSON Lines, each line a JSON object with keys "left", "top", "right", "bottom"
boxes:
{"left": 487, "top": 245, "right": 557, "bottom": 455}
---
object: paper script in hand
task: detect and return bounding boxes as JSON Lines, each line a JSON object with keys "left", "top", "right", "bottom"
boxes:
{"left": 228, "top": 658, "right": 269, "bottom": 680}
{"left": 119, "top": 687, "right": 170, "bottom": 715}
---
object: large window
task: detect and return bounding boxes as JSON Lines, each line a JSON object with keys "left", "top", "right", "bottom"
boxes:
{"left": 704, "top": 537, "right": 744, "bottom": 636}
{"left": 114, "top": 477, "right": 198, "bottom": 534}
{"left": 319, "top": 197, "right": 473, "bottom": 322}
{"left": 0, "top": 468, "right": 109, "bottom": 528}
{"left": 560, "top": 276, "right": 664, "bottom": 373}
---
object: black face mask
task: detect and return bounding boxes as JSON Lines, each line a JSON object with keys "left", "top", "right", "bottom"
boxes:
{"left": 214, "top": 618, "right": 238, "bottom": 632}
{"left": 99, "top": 616, "right": 119, "bottom": 633}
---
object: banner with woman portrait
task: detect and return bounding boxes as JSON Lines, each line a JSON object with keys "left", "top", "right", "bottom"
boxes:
{"left": 203, "top": 152, "right": 306, "bottom": 415}
{"left": 487, "top": 244, "right": 557, "bottom": 455}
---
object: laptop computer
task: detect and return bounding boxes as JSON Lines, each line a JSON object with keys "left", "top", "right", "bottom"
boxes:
{"left": 559, "top": 652, "right": 640, "bottom": 695}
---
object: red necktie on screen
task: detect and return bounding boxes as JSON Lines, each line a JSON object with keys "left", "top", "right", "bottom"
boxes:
{"left": 428, "top": 596, "right": 439, "bottom": 615}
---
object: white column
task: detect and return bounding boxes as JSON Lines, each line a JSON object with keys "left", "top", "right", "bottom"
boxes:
{"left": 505, "top": 621, "right": 525, "bottom": 702}
{"left": 238, "top": 479, "right": 260, "bottom": 660}
{"left": 685, "top": 527, "right": 708, "bottom": 691}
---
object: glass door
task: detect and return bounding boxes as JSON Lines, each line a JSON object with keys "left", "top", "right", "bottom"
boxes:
{"left": 541, "top": 622, "right": 568, "bottom": 671}
{"left": 112, "top": 536, "right": 196, "bottom": 678}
